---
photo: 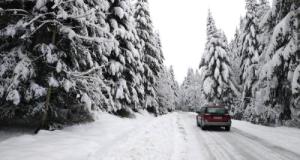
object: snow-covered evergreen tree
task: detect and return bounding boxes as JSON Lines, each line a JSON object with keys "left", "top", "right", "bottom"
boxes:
{"left": 168, "top": 66, "right": 180, "bottom": 109}
{"left": 179, "top": 68, "right": 194, "bottom": 111}
{"left": 179, "top": 69, "right": 205, "bottom": 112}
{"left": 254, "top": 0, "right": 300, "bottom": 125}
{"left": 257, "top": 0, "right": 271, "bottom": 20}
{"left": 229, "top": 29, "right": 242, "bottom": 85}
{"left": 102, "top": 0, "right": 147, "bottom": 116}
{"left": 134, "top": 0, "right": 164, "bottom": 114}
{"left": 157, "top": 66, "right": 178, "bottom": 113}
{"left": 0, "top": 0, "right": 115, "bottom": 127}
{"left": 228, "top": 29, "right": 245, "bottom": 119}
{"left": 239, "top": 0, "right": 261, "bottom": 118}
{"left": 292, "top": 65, "right": 300, "bottom": 112}
{"left": 0, "top": 0, "right": 167, "bottom": 128}
{"left": 199, "top": 11, "right": 240, "bottom": 107}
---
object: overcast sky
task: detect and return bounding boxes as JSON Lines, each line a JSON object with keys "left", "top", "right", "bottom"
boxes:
{"left": 148, "top": 0, "right": 246, "bottom": 83}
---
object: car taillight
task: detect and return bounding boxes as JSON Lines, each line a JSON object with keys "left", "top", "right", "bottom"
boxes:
{"left": 203, "top": 114, "right": 211, "bottom": 119}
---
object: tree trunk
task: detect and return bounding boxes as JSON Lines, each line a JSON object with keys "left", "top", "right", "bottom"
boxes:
{"left": 34, "top": 27, "right": 56, "bottom": 134}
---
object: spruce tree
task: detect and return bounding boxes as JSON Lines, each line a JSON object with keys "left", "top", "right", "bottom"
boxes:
{"left": 255, "top": 0, "right": 300, "bottom": 124}
{"left": 134, "top": 0, "right": 164, "bottom": 114}
{"left": 179, "top": 68, "right": 195, "bottom": 111}
{"left": 239, "top": 0, "right": 260, "bottom": 118}
{"left": 157, "top": 66, "right": 177, "bottom": 113}
{"left": 179, "top": 69, "right": 205, "bottom": 111}
{"left": 292, "top": 65, "right": 300, "bottom": 108}
{"left": 199, "top": 11, "right": 239, "bottom": 107}
{"left": 168, "top": 66, "right": 180, "bottom": 109}
{"left": 104, "top": 0, "right": 145, "bottom": 115}
{"left": 0, "top": 0, "right": 114, "bottom": 127}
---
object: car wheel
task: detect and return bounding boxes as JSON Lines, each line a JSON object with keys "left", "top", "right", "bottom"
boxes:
{"left": 201, "top": 121, "right": 206, "bottom": 130}
{"left": 225, "top": 126, "right": 230, "bottom": 131}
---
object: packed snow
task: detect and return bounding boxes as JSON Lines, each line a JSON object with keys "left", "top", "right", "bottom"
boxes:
{"left": 1, "top": 112, "right": 300, "bottom": 160}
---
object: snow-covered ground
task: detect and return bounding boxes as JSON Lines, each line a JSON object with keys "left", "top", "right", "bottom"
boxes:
{"left": 0, "top": 112, "right": 300, "bottom": 160}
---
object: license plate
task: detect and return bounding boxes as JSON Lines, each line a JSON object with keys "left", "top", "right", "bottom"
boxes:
{"left": 213, "top": 116, "right": 222, "bottom": 120}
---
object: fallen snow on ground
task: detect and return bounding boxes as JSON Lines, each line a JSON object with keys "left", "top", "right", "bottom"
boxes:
{"left": 232, "top": 120, "right": 300, "bottom": 154}
{"left": 0, "top": 112, "right": 187, "bottom": 160}
{"left": 1, "top": 112, "right": 300, "bottom": 160}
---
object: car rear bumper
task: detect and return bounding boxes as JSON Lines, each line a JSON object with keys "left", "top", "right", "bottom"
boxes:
{"left": 203, "top": 121, "right": 231, "bottom": 127}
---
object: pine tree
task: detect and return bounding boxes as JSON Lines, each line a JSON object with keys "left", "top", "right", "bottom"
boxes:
{"left": 157, "top": 66, "right": 177, "bottom": 113}
{"left": 179, "top": 68, "right": 195, "bottom": 111}
{"left": 229, "top": 29, "right": 242, "bottom": 85}
{"left": 257, "top": 0, "right": 271, "bottom": 20}
{"left": 0, "top": 0, "right": 114, "bottom": 127}
{"left": 199, "top": 11, "right": 239, "bottom": 107}
{"left": 0, "top": 0, "right": 167, "bottom": 128}
{"left": 179, "top": 69, "right": 205, "bottom": 111}
{"left": 103, "top": 0, "right": 146, "bottom": 116}
{"left": 292, "top": 64, "right": 300, "bottom": 109}
{"left": 257, "top": 0, "right": 271, "bottom": 58}
{"left": 254, "top": 0, "right": 300, "bottom": 124}
{"left": 168, "top": 66, "right": 180, "bottom": 109}
{"left": 134, "top": 0, "right": 164, "bottom": 114}
{"left": 239, "top": 0, "right": 261, "bottom": 119}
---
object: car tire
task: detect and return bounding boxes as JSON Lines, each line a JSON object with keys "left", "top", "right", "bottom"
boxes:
{"left": 225, "top": 126, "right": 230, "bottom": 131}
{"left": 201, "top": 123, "right": 206, "bottom": 130}
{"left": 196, "top": 118, "right": 200, "bottom": 127}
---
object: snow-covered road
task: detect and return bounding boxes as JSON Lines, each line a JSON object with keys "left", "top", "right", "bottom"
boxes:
{"left": 1, "top": 112, "right": 300, "bottom": 160}
{"left": 180, "top": 113, "right": 300, "bottom": 160}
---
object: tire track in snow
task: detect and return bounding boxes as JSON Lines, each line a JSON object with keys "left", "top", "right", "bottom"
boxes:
{"left": 171, "top": 113, "right": 188, "bottom": 160}
{"left": 209, "top": 130, "right": 269, "bottom": 160}
{"left": 226, "top": 129, "right": 294, "bottom": 160}
{"left": 179, "top": 112, "right": 216, "bottom": 160}
{"left": 181, "top": 112, "right": 300, "bottom": 160}
{"left": 205, "top": 131, "right": 253, "bottom": 160}
{"left": 231, "top": 127, "right": 300, "bottom": 160}
{"left": 198, "top": 129, "right": 237, "bottom": 160}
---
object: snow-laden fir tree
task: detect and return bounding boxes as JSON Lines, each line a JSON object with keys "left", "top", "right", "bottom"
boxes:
{"left": 103, "top": 0, "right": 146, "bottom": 116}
{"left": 199, "top": 11, "right": 240, "bottom": 108}
{"left": 238, "top": 0, "right": 261, "bottom": 120}
{"left": 0, "top": 0, "right": 168, "bottom": 128}
{"left": 179, "top": 69, "right": 205, "bottom": 112}
{"left": 157, "top": 66, "right": 178, "bottom": 114}
{"left": 134, "top": 0, "right": 164, "bottom": 114}
{"left": 292, "top": 65, "right": 300, "bottom": 114}
{"left": 0, "top": 0, "right": 115, "bottom": 127}
{"left": 168, "top": 66, "right": 180, "bottom": 109}
{"left": 179, "top": 69, "right": 194, "bottom": 111}
{"left": 254, "top": 0, "right": 300, "bottom": 125}
{"left": 228, "top": 29, "right": 246, "bottom": 119}
{"left": 256, "top": 0, "right": 271, "bottom": 59}
{"left": 229, "top": 29, "right": 242, "bottom": 85}
{"left": 257, "top": 0, "right": 271, "bottom": 20}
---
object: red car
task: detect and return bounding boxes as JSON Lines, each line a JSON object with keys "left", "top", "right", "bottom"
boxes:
{"left": 196, "top": 105, "right": 231, "bottom": 131}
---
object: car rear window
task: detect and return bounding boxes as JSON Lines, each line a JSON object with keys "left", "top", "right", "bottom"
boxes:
{"left": 207, "top": 108, "right": 227, "bottom": 114}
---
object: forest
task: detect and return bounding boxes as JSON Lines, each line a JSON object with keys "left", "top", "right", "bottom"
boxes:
{"left": 180, "top": 0, "right": 300, "bottom": 127}
{"left": 0, "top": 0, "right": 299, "bottom": 129}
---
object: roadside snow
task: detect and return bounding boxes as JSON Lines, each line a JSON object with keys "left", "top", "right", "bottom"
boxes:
{"left": 232, "top": 120, "right": 300, "bottom": 154}
{"left": 0, "top": 112, "right": 186, "bottom": 160}
{"left": 1, "top": 112, "right": 300, "bottom": 160}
